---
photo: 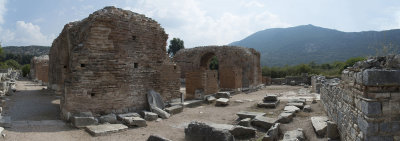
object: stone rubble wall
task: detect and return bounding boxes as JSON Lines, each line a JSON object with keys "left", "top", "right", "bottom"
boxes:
{"left": 0, "top": 68, "right": 18, "bottom": 96}
{"left": 49, "top": 6, "right": 180, "bottom": 119}
{"left": 320, "top": 55, "right": 400, "bottom": 141}
{"left": 30, "top": 55, "right": 49, "bottom": 85}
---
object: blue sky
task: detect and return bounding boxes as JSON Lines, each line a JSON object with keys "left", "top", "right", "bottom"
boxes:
{"left": 0, "top": 0, "right": 400, "bottom": 47}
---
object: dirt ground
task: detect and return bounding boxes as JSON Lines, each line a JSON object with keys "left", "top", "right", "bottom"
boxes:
{"left": 1, "top": 81, "right": 327, "bottom": 141}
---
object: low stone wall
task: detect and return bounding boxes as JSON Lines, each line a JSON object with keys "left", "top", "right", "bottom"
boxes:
{"left": 320, "top": 55, "right": 400, "bottom": 141}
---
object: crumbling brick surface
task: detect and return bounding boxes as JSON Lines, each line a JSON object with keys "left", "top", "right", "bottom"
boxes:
{"left": 320, "top": 55, "right": 400, "bottom": 141}
{"left": 30, "top": 55, "right": 49, "bottom": 84}
{"left": 174, "top": 46, "right": 262, "bottom": 97}
{"left": 49, "top": 7, "right": 180, "bottom": 118}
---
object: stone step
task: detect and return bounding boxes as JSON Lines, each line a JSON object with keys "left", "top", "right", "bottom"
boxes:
{"left": 85, "top": 124, "right": 128, "bottom": 136}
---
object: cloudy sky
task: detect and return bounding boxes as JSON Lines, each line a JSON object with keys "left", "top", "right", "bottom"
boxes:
{"left": 0, "top": 0, "right": 400, "bottom": 47}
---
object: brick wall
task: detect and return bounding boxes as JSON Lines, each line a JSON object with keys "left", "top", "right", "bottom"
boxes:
{"left": 185, "top": 70, "right": 218, "bottom": 99}
{"left": 30, "top": 55, "right": 49, "bottom": 84}
{"left": 219, "top": 67, "right": 242, "bottom": 89}
{"left": 174, "top": 46, "right": 262, "bottom": 93}
{"left": 49, "top": 7, "right": 180, "bottom": 118}
{"left": 320, "top": 55, "right": 400, "bottom": 140}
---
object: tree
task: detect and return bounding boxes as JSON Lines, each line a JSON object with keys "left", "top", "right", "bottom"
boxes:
{"left": 5, "top": 59, "right": 21, "bottom": 69}
{"left": 209, "top": 56, "right": 218, "bottom": 70}
{"left": 167, "top": 38, "right": 184, "bottom": 57}
{"left": 22, "top": 64, "right": 30, "bottom": 77}
{"left": 0, "top": 43, "right": 4, "bottom": 60}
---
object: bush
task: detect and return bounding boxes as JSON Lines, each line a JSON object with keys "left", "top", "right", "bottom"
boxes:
{"left": 262, "top": 56, "right": 366, "bottom": 78}
{"left": 5, "top": 59, "right": 21, "bottom": 69}
{"left": 22, "top": 64, "right": 30, "bottom": 77}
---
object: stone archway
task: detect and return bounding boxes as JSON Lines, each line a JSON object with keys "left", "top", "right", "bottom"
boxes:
{"left": 174, "top": 46, "right": 262, "bottom": 99}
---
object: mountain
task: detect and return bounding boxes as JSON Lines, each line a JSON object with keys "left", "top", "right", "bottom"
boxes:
{"left": 230, "top": 24, "right": 400, "bottom": 66}
{"left": 2, "top": 45, "right": 50, "bottom": 56}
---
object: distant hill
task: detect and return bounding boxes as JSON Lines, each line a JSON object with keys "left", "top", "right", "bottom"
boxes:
{"left": 230, "top": 24, "right": 400, "bottom": 66}
{"left": 2, "top": 45, "right": 50, "bottom": 56}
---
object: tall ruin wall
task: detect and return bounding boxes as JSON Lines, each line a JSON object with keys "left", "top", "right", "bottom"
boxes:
{"left": 320, "top": 55, "right": 400, "bottom": 141}
{"left": 49, "top": 7, "right": 180, "bottom": 118}
{"left": 30, "top": 55, "right": 49, "bottom": 85}
{"left": 174, "top": 46, "right": 262, "bottom": 94}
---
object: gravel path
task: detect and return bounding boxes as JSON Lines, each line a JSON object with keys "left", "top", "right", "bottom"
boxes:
{"left": 4, "top": 80, "right": 60, "bottom": 121}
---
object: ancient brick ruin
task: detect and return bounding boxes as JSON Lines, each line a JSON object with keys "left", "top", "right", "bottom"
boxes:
{"left": 319, "top": 55, "right": 400, "bottom": 140}
{"left": 30, "top": 55, "right": 49, "bottom": 85}
{"left": 48, "top": 7, "right": 180, "bottom": 119}
{"left": 174, "top": 46, "right": 262, "bottom": 99}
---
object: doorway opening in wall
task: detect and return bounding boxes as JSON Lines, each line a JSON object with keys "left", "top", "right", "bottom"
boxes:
{"left": 199, "top": 52, "right": 220, "bottom": 83}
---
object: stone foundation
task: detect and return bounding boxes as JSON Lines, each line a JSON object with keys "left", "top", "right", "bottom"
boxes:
{"left": 320, "top": 55, "right": 400, "bottom": 140}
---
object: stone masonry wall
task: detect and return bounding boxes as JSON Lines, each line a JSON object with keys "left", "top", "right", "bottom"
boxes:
{"left": 49, "top": 7, "right": 180, "bottom": 118}
{"left": 30, "top": 55, "right": 49, "bottom": 85}
{"left": 320, "top": 55, "right": 400, "bottom": 141}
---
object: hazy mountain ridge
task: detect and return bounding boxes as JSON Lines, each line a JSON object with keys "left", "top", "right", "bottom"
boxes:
{"left": 230, "top": 24, "right": 400, "bottom": 66}
{"left": 2, "top": 46, "right": 50, "bottom": 56}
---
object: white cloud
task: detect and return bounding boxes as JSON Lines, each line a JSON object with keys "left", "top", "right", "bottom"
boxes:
{"left": 124, "top": 0, "right": 290, "bottom": 48}
{"left": 243, "top": 1, "right": 264, "bottom": 8}
{"left": 0, "top": 0, "right": 6, "bottom": 24}
{"left": 0, "top": 21, "right": 54, "bottom": 46}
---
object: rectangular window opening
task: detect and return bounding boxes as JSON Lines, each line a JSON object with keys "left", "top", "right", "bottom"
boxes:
{"left": 134, "top": 63, "right": 138, "bottom": 68}
{"left": 81, "top": 64, "right": 85, "bottom": 67}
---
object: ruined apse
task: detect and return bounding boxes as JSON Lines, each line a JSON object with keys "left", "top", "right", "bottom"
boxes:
{"left": 174, "top": 46, "right": 262, "bottom": 99}
{"left": 30, "top": 55, "right": 49, "bottom": 85}
{"left": 48, "top": 7, "right": 180, "bottom": 118}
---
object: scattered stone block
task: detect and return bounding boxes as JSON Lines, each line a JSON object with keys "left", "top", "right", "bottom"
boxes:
{"left": 303, "top": 105, "right": 311, "bottom": 112}
{"left": 151, "top": 107, "right": 170, "bottom": 119}
{"left": 147, "top": 135, "right": 172, "bottom": 141}
{"left": 283, "top": 128, "right": 305, "bottom": 141}
{"left": 206, "top": 96, "right": 216, "bottom": 103}
{"left": 263, "top": 94, "right": 278, "bottom": 102}
{"left": 147, "top": 90, "right": 165, "bottom": 110}
{"left": 263, "top": 123, "right": 280, "bottom": 141}
{"left": 141, "top": 111, "right": 158, "bottom": 121}
{"left": 277, "top": 112, "right": 294, "bottom": 123}
{"left": 0, "top": 116, "right": 10, "bottom": 128}
{"left": 71, "top": 116, "right": 97, "bottom": 128}
{"left": 286, "top": 102, "right": 304, "bottom": 109}
{"left": 183, "top": 100, "right": 203, "bottom": 108}
{"left": 327, "top": 121, "right": 339, "bottom": 140}
{"left": 229, "top": 126, "right": 256, "bottom": 139}
{"left": 311, "top": 116, "right": 328, "bottom": 137}
{"left": 238, "top": 118, "right": 251, "bottom": 127}
{"left": 251, "top": 116, "right": 277, "bottom": 130}
{"left": 117, "top": 112, "right": 140, "bottom": 121}
{"left": 122, "top": 117, "right": 147, "bottom": 127}
{"left": 165, "top": 105, "right": 183, "bottom": 115}
{"left": 236, "top": 111, "right": 266, "bottom": 119}
{"left": 99, "top": 113, "right": 117, "bottom": 124}
{"left": 216, "top": 92, "right": 231, "bottom": 99}
{"left": 185, "top": 121, "right": 235, "bottom": 141}
{"left": 216, "top": 98, "right": 230, "bottom": 106}
{"left": 85, "top": 124, "right": 128, "bottom": 136}
{"left": 257, "top": 100, "right": 280, "bottom": 108}
{"left": 284, "top": 106, "right": 300, "bottom": 113}
{"left": 234, "top": 100, "right": 244, "bottom": 103}
{"left": 288, "top": 98, "right": 306, "bottom": 104}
